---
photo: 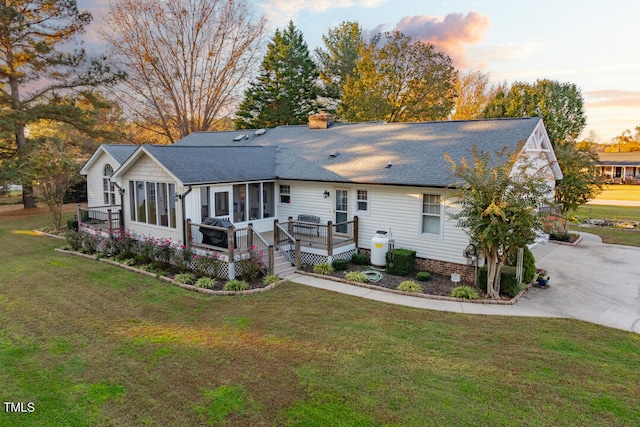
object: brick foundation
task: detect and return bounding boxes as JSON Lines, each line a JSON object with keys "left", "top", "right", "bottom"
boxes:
{"left": 358, "top": 248, "right": 475, "bottom": 285}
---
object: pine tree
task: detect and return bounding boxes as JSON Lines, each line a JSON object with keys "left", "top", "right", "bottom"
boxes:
{"left": 0, "top": 0, "right": 122, "bottom": 208}
{"left": 235, "top": 21, "right": 319, "bottom": 129}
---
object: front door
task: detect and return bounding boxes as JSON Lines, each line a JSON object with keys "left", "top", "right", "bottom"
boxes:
{"left": 335, "top": 189, "right": 348, "bottom": 233}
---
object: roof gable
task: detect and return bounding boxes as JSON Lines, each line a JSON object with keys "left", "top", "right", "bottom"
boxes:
{"left": 112, "top": 145, "right": 277, "bottom": 185}
{"left": 79, "top": 144, "right": 137, "bottom": 175}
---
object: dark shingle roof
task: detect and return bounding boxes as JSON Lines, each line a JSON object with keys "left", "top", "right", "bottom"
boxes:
{"left": 173, "top": 118, "right": 542, "bottom": 187}
{"left": 596, "top": 152, "right": 640, "bottom": 166}
{"left": 102, "top": 144, "right": 137, "bottom": 165}
{"left": 144, "top": 145, "right": 277, "bottom": 185}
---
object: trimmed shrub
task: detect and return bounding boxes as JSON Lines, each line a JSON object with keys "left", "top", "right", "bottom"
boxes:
{"left": 195, "top": 277, "right": 216, "bottom": 289}
{"left": 332, "top": 259, "right": 349, "bottom": 271}
{"left": 386, "top": 248, "right": 416, "bottom": 276}
{"left": 262, "top": 274, "right": 279, "bottom": 286}
{"left": 67, "top": 218, "right": 78, "bottom": 231}
{"left": 397, "top": 280, "right": 422, "bottom": 293}
{"left": 450, "top": 286, "right": 480, "bottom": 300}
{"left": 223, "top": 279, "right": 248, "bottom": 291}
{"left": 351, "top": 252, "right": 368, "bottom": 265}
{"left": 174, "top": 273, "right": 196, "bottom": 285}
{"left": 478, "top": 265, "right": 522, "bottom": 298}
{"left": 345, "top": 271, "right": 367, "bottom": 283}
{"left": 313, "top": 263, "right": 334, "bottom": 275}
{"left": 506, "top": 247, "right": 536, "bottom": 283}
{"left": 416, "top": 271, "right": 431, "bottom": 282}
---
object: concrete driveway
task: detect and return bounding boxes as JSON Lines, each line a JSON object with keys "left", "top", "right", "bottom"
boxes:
{"left": 522, "top": 232, "right": 640, "bottom": 333}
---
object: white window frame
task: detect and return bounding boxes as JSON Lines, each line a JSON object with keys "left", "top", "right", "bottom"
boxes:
{"left": 356, "top": 189, "right": 369, "bottom": 213}
{"left": 128, "top": 180, "right": 177, "bottom": 229}
{"left": 103, "top": 164, "right": 116, "bottom": 206}
{"left": 279, "top": 185, "right": 291, "bottom": 204}
{"left": 421, "top": 193, "right": 443, "bottom": 236}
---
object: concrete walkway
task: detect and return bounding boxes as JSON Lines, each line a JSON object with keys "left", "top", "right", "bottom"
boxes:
{"left": 284, "top": 232, "right": 640, "bottom": 333}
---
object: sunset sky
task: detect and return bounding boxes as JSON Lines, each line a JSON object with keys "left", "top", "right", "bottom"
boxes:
{"left": 77, "top": 0, "right": 640, "bottom": 142}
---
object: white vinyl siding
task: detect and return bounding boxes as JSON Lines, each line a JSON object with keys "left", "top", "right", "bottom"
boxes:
{"left": 86, "top": 152, "right": 120, "bottom": 208}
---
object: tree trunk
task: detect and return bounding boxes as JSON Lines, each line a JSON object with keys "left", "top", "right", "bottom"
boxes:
{"left": 485, "top": 249, "right": 502, "bottom": 299}
{"left": 10, "top": 75, "right": 37, "bottom": 209}
{"left": 22, "top": 184, "right": 37, "bottom": 209}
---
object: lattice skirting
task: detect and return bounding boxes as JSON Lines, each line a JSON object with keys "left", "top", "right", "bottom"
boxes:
{"left": 299, "top": 248, "right": 357, "bottom": 266}
{"left": 300, "top": 251, "right": 329, "bottom": 266}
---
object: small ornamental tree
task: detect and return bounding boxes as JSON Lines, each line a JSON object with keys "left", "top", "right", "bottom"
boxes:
{"left": 27, "top": 137, "right": 80, "bottom": 232}
{"left": 446, "top": 145, "right": 549, "bottom": 299}
{"left": 554, "top": 142, "right": 603, "bottom": 231}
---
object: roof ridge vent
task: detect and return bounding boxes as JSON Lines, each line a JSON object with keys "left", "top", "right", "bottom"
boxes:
{"left": 255, "top": 128, "right": 266, "bottom": 136}
{"left": 233, "top": 134, "right": 249, "bottom": 141}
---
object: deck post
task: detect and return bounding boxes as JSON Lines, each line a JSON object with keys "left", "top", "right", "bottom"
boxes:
{"left": 107, "top": 209, "right": 113, "bottom": 238}
{"left": 247, "top": 222, "right": 254, "bottom": 249}
{"left": 353, "top": 216, "right": 359, "bottom": 247}
{"left": 295, "top": 239, "right": 301, "bottom": 270}
{"left": 227, "top": 225, "right": 235, "bottom": 260}
{"left": 268, "top": 245, "right": 275, "bottom": 274}
{"left": 273, "top": 219, "right": 279, "bottom": 244}
{"left": 77, "top": 204, "right": 82, "bottom": 226}
{"left": 287, "top": 216, "right": 294, "bottom": 236}
{"left": 185, "top": 219, "right": 192, "bottom": 249}
{"left": 327, "top": 221, "right": 333, "bottom": 256}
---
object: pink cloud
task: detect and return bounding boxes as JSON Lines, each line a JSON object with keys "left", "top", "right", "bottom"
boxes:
{"left": 393, "top": 11, "right": 490, "bottom": 67}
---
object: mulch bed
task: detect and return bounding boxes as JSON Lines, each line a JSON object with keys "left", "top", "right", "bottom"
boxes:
{"left": 301, "top": 263, "right": 483, "bottom": 298}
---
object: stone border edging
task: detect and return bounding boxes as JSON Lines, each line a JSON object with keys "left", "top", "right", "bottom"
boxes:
{"left": 296, "top": 270, "right": 532, "bottom": 305}
{"left": 33, "top": 230, "right": 66, "bottom": 240}
{"left": 549, "top": 234, "right": 583, "bottom": 246}
{"left": 54, "top": 248, "right": 286, "bottom": 296}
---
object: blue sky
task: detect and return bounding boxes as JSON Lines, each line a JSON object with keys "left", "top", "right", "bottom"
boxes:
{"left": 78, "top": 0, "right": 640, "bottom": 142}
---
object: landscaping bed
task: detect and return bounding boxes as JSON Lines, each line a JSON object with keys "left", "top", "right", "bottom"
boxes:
{"left": 301, "top": 263, "right": 485, "bottom": 298}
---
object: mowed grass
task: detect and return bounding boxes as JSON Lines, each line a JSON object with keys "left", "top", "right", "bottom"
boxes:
{"left": 570, "top": 204, "right": 640, "bottom": 246}
{"left": 2, "top": 211, "right": 640, "bottom": 426}
{"left": 594, "top": 184, "right": 640, "bottom": 201}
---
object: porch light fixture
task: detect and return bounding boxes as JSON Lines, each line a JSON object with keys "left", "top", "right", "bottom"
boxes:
{"left": 174, "top": 193, "right": 182, "bottom": 201}
{"left": 323, "top": 190, "right": 330, "bottom": 198}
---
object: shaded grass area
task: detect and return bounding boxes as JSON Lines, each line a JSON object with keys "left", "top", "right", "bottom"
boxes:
{"left": 2, "top": 213, "right": 640, "bottom": 426}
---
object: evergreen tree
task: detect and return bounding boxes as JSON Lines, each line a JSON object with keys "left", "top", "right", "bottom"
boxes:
{"left": 235, "top": 21, "right": 319, "bottom": 129}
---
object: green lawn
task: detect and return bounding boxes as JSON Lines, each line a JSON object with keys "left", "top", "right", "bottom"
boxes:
{"left": 569, "top": 204, "right": 640, "bottom": 246}
{"left": 595, "top": 184, "right": 640, "bottom": 201}
{"left": 2, "top": 212, "right": 640, "bottom": 426}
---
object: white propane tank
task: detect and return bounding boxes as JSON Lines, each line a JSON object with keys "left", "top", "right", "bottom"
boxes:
{"left": 371, "top": 230, "right": 390, "bottom": 266}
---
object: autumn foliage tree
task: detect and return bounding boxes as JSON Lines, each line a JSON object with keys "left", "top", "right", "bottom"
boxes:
{"left": 483, "top": 79, "right": 585, "bottom": 145}
{"left": 447, "top": 146, "right": 549, "bottom": 299}
{"left": 103, "top": 0, "right": 266, "bottom": 143}
{"left": 339, "top": 31, "right": 457, "bottom": 123}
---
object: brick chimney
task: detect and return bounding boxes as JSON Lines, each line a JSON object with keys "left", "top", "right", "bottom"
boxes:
{"left": 308, "top": 110, "right": 334, "bottom": 129}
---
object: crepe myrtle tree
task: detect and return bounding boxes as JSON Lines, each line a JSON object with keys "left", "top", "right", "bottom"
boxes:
{"left": 446, "top": 145, "right": 549, "bottom": 299}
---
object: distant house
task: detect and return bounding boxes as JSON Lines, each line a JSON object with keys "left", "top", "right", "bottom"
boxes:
{"left": 80, "top": 115, "right": 562, "bottom": 281}
{"left": 595, "top": 152, "right": 640, "bottom": 184}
